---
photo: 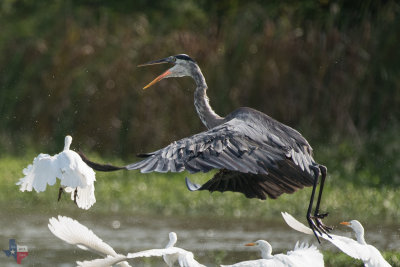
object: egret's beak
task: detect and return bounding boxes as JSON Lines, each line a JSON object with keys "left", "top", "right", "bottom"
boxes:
{"left": 138, "top": 57, "right": 174, "bottom": 90}
{"left": 340, "top": 221, "right": 350, "bottom": 226}
{"left": 245, "top": 242, "right": 256, "bottom": 246}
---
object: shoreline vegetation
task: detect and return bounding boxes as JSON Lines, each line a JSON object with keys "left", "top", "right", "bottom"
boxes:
{"left": 3, "top": 154, "right": 399, "bottom": 223}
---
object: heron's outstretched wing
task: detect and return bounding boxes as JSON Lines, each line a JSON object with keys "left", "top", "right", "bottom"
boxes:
{"left": 126, "top": 118, "right": 280, "bottom": 174}
{"left": 128, "top": 117, "right": 315, "bottom": 175}
{"left": 80, "top": 113, "right": 316, "bottom": 200}
{"left": 126, "top": 117, "right": 315, "bottom": 199}
{"left": 186, "top": 158, "right": 313, "bottom": 200}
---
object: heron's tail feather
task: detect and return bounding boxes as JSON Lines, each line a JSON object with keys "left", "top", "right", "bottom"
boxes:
{"left": 78, "top": 152, "right": 126, "bottom": 172}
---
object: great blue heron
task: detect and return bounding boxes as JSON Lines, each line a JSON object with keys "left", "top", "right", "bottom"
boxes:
{"left": 221, "top": 240, "right": 324, "bottom": 267}
{"left": 79, "top": 54, "right": 331, "bottom": 240}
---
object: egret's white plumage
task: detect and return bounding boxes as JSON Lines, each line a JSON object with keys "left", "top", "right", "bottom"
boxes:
{"left": 77, "top": 232, "right": 206, "bottom": 267}
{"left": 48, "top": 216, "right": 131, "bottom": 267}
{"left": 221, "top": 240, "right": 324, "bottom": 267}
{"left": 17, "top": 135, "right": 96, "bottom": 209}
{"left": 281, "top": 212, "right": 391, "bottom": 267}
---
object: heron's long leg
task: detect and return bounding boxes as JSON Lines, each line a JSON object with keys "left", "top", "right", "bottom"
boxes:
{"left": 58, "top": 187, "right": 63, "bottom": 202}
{"left": 313, "top": 165, "right": 333, "bottom": 234}
{"left": 306, "top": 166, "right": 322, "bottom": 242}
{"left": 314, "top": 165, "right": 329, "bottom": 218}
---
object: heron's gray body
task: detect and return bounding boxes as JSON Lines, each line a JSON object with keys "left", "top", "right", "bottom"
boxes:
{"left": 79, "top": 54, "right": 330, "bottom": 238}
{"left": 127, "top": 105, "right": 316, "bottom": 200}
{"left": 125, "top": 55, "right": 318, "bottom": 200}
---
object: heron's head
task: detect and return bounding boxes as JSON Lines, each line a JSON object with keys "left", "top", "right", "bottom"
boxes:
{"left": 340, "top": 220, "right": 364, "bottom": 234}
{"left": 138, "top": 54, "right": 197, "bottom": 89}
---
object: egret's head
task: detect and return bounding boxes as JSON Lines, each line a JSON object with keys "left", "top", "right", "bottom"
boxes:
{"left": 138, "top": 54, "right": 197, "bottom": 89}
{"left": 245, "top": 240, "right": 272, "bottom": 251}
{"left": 168, "top": 232, "right": 178, "bottom": 243}
{"left": 340, "top": 220, "right": 364, "bottom": 234}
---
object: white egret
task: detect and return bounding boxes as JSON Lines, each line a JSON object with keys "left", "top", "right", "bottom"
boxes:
{"left": 221, "top": 240, "right": 324, "bottom": 267}
{"left": 48, "top": 216, "right": 131, "bottom": 267}
{"left": 77, "top": 232, "right": 206, "bottom": 267}
{"left": 281, "top": 212, "right": 391, "bottom": 267}
{"left": 17, "top": 135, "right": 96, "bottom": 209}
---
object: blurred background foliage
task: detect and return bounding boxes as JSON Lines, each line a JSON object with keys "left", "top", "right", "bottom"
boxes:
{"left": 0, "top": 0, "right": 399, "bottom": 186}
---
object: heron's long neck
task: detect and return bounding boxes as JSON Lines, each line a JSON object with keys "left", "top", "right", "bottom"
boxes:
{"left": 192, "top": 67, "right": 224, "bottom": 129}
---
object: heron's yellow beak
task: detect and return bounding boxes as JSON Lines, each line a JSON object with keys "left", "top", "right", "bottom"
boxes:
{"left": 142, "top": 70, "right": 172, "bottom": 90}
{"left": 340, "top": 221, "right": 350, "bottom": 226}
{"left": 245, "top": 242, "right": 256, "bottom": 246}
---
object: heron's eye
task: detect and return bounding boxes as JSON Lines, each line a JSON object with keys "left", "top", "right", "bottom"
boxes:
{"left": 171, "top": 57, "right": 176, "bottom": 63}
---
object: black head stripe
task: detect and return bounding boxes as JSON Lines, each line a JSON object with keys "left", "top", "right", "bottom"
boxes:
{"left": 175, "top": 54, "right": 196, "bottom": 62}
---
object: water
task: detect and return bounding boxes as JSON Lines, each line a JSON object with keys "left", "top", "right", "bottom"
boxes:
{"left": 0, "top": 210, "right": 399, "bottom": 266}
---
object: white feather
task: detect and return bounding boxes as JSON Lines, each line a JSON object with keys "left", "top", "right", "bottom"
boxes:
{"left": 48, "top": 216, "right": 131, "bottom": 267}
{"left": 17, "top": 135, "right": 96, "bottom": 209}
{"left": 221, "top": 239, "right": 324, "bottom": 267}
{"left": 281, "top": 212, "right": 391, "bottom": 267}
{"left": 79, "top": 232, "right": 205, "bottom": 267}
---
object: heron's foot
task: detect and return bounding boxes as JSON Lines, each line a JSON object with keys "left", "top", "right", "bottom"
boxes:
{"left": 58, "top": 187, "right": 63, "bottom": 202}
{"left": 314, "top": 212, "right": 329, "bottom": 219}
{"left": 73, "top": 188, "right": 78, "bottom": 205}
{"left": 307, "top": 215, "right": 322, "bottom": 243}
{"left": 312, "top": 215, "right": 333, "bottom": 238}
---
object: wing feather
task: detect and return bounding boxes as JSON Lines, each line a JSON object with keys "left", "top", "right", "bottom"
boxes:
{"left": 124, "top": 114, "right": 315, "bottom": 178}
{"left": 90, "top": 109, "right": 318, "bottom": 200}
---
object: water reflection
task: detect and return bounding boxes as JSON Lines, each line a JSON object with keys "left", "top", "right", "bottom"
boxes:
{"left": 0, "top": 211, "right": 398, "bottom": 266}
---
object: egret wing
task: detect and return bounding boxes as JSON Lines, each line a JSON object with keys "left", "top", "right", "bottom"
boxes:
{"left": 221, "top": 258, "right": 284, "bottom": 267}
{"left": 127, "top": 247, "right": 182, "bottom": 259}
{"left": 177, "top": 252, "right": 206, "bottom": 267}
{"left": 17, "top": 153, "right": 60, "bottom": 192}
{"left": 48, "top": 216, "right": 117, "bottom": 257}
{"left": 76, "top": 255, "right": 128, "bottom": 267}
{"left": 58, "top": 150, "right": 96, "bottom": 188}
{"left": 281, "top": 212, "right": 371, "bottom": 261}
{"left": 64, "top": 183, "right": 96, "bottom": 210}
{"left": 286, "top": 242, "right": 324, "bottom": 267}
{"left": 366, "top": 245, "right": 391, "bottom": 267}
{"left": 281, "top": 212, "right": 314, "bottom": 235}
